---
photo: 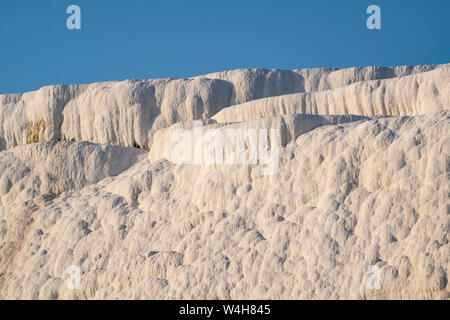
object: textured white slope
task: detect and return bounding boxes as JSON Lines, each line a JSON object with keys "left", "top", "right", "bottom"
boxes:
{"left": 0, "top": 141, "right": 146, "bottom": 205}
{"left": 213, "top": 65, "right": 450, "bottom": 123}
{"left": 195, "top": 64, "right": 441, "bottom": 102}
{"left": 0, "top": 111, "right": 448, "bottom": 299}
{"left": 0, "top": 63, "right": 448, "bottom": 300}
{"left": 0, "top": 64, "right": 445, "bottom": 151}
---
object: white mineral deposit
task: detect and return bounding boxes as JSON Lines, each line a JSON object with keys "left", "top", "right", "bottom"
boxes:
{"left": 0, "top": 64, "right": 448, "bottom": 299}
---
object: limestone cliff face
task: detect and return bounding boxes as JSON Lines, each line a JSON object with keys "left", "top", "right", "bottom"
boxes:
{"left": 0, "top": 64, "right": 448, "bottom": 299}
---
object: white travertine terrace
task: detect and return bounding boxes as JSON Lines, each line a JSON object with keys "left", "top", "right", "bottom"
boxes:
{"left": 212, "top": 65, "right": 449, "bottom": 123}
{"left": 0, "top": 64, "right": 448, "bottom": 299}
{"left": 0, "top": 64, "right": 445, "bottom": 151}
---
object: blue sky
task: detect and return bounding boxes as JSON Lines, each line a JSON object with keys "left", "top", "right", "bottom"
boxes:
{"left": 0, "top": 0, "right": 449, "bottom": 94}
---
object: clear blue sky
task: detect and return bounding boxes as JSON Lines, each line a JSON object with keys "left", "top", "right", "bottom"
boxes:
{"left": 0, "top": 0, "right": 449, "bottom": 94}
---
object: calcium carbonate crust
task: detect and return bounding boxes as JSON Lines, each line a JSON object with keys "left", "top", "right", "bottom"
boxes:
{"left": 0, "top": 63, "right": 448, "bottom": 299}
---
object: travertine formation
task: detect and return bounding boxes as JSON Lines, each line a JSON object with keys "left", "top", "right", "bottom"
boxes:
{"left": 0, "top": 64, "right": 448, "bottom": 299}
